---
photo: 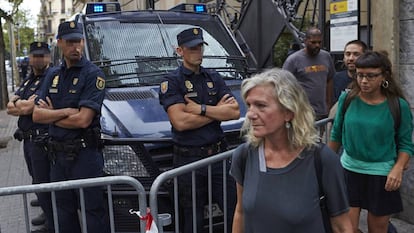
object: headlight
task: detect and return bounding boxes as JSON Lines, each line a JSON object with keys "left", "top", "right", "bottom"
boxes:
{"left": 103, "top": 145, "right": 150, "bottom": 177}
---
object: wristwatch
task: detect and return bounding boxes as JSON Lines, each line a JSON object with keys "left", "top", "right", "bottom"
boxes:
{"left": 200, "top": 104, "right": 206, "bottom": 116}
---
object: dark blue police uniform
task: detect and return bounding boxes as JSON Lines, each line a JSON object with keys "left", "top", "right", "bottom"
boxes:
{"left": 13, "top": 41, "right": 57, "bottom": 231}
{"left": 15, "top": 68, "right": 53, "bottom": 179}
{"left": 159, "top": 64, "right": 236, "bottom": 233}
{"left": 37, "top": 55, "right": 108, "bottom": 233}
{"left": 16, "top": 67, "right": 56, "bottom": 230}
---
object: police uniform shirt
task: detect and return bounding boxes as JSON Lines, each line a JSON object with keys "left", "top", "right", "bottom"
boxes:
{"left": 37, "top": 57, "right": 105, "bottom": 140}
{"left": 15, "top": 67, "right": 57, "bottom": 131}
{"left": 159, "top": 65, "right": 233, "bottom": 146}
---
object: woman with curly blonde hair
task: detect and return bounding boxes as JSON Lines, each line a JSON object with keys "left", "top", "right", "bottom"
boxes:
{"left": 231, "top": 68, "right": 352, "bottom": 233}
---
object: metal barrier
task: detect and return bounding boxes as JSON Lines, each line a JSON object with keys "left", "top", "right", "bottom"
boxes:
{"left": 149, "top": 118, "right": 334, "bottom": 233}
{"left": 0, "top": 176, "right": 147, "bottom": 233}
{"left": 149, "top": 150, "right": 234, "bottom": 233}
{"left": 316, "top": 117, "right": 334, "bottom": 143}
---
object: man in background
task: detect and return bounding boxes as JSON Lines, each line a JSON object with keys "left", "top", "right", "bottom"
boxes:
{"left": 283, "top": 27, "right": 335, "bottom": 120}
{"left": 333, "top": 40, "right": 368, "bottom": 103}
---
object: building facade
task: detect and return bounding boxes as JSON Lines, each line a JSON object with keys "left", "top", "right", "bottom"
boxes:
{"left": 37, "top": 0, "right": 81, "bottom": 44}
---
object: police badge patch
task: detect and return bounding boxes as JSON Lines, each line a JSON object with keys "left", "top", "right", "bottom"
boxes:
{"left": 96, "top": 77, "right": 105, "bottom": 90}
{"left": 185, "top": 80, "right": 193, "bottom": 91}
{"left": 52, "top": 75, "right": 59, "bottom": 88}
{"left": 160, "top": 81, "right": 168, "bottom": 94}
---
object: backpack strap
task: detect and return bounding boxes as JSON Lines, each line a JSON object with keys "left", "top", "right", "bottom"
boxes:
{"left": 313, "top": 143, "right": 334, "bottom": 233}
{"left": 387, "top": 96, "right": 401, "bottom": 133}
{"left": 313, "top": 143, "right": 324, "bottom": 202}
{"left": 340, "top": 91, "right": 352, "bottom": 120}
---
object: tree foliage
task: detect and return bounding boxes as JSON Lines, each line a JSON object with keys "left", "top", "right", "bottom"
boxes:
{"left": 0, "top": 0, "right": 24, "bottom": 109}
{"left": 3, "top": 9, "right": 34, "bottom": 57}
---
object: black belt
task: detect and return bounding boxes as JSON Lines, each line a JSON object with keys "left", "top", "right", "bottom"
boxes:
{"left": 24, "top": 129, "right": 48, "bottom": 138}
{"left": 48, "top": 138, "right": 88, "bottom": 161}
{"left": 48, "top": 138, "right": 87, "bottom": 152}
{"left": 14, "top": 128, "right": 48, "bottom": 141}
{"left": 174, "top": 140, "right": 227, "bottom": 157}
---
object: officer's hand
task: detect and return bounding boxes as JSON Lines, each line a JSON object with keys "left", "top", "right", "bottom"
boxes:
{"left": 38, "top": 96, "right": 54, "bottom": 109}
{"left": 183, "top": 95, "right": 201, "bottom": 115}
{"left": 217, "top": 94, "right": 236, "bottom": 106}
{"left": 10, "top": 95, "right": 20, "bottom": 102}
{"left": 28, "top": 94, "right": 37, "bottom": 102}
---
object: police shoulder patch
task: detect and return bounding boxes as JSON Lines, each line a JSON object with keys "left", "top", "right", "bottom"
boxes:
{"left": 160, "top": 81, "right": 168, "bottom": 94}
{"left": 96, "top": 77, "right": 105, "bottom": 90}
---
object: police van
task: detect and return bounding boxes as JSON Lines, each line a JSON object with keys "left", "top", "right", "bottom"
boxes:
{"left": 52, "top": 2, "right": 249, "bottom": 231}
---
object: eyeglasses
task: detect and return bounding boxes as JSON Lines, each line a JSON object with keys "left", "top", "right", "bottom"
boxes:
{"left": 356, "top": 72, "right": 383, "bottom": 80}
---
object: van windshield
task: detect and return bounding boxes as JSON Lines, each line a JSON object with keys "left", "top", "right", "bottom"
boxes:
{"left": 85, "top": 18, "right": 247, "bottom": 87}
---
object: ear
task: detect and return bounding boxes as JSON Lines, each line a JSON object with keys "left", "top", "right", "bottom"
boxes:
{"left": 284, "top": 110, "right": 294, "bottom": 122}
{"left": 57, "top": 39, "right": 62, "bottom": 48}
{"left": 176, "top": 46, "right": 183, "bottom": 56}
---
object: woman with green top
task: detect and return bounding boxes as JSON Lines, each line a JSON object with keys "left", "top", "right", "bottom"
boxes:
{"left": 329, "top": 51, "right": 413, "bottom": 233}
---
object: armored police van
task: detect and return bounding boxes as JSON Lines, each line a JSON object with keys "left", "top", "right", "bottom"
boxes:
{"left": 53, "top": 2, "right": 249, "bottom": 231}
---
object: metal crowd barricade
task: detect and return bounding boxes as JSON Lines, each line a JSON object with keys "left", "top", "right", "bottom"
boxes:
{"left": 0, "top": 176, "right": 147, "bottom": 233}
{"left": 149, "top": 149, "right": 234, "bottom": 233}
{"left": 149, "top": 117, "right": 334, "bottom": 233}
{"left": 315, "top": 117, "right": 334, "bottom": 143}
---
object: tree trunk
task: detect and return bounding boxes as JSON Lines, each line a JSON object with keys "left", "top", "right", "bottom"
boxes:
{"left": 0, "top": 22, "right": 9, "bottom": 109}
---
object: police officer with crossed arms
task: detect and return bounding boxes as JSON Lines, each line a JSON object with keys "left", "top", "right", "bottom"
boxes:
{"left": 33, "top": 21, "right": 109, "bottom": 233}
{"left": 7, "top": 41, "right": 56, "bottom": 233}
{"left": 159, "top": 27, "right": 240, "bottom": 233}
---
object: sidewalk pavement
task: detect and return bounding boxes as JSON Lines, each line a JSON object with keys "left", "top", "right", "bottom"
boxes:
{"left": 1, "top": 98, "right": 414, "bottom": 232}
{"left": 0, "top": 108, "right": 42, "bottom": 232}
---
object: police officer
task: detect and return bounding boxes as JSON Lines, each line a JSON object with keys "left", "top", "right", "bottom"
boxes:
{"left": 159, "top": 27, "right": 240, "bottom": 233}
{"left": 32, "top": 21, "right": 109, "bottom": 233}
{"left": 7, "top": 41, "right": 55, "bottom": 233}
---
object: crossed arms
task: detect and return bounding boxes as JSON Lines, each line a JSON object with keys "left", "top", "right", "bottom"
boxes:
{"left": 32, "top": 96, "right": 96, "bottom": 129}
{"left": 167, "top": 93, "right": 240, "bottom": 131}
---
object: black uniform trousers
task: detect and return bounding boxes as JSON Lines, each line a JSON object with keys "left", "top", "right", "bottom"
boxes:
{"left": 23, "top": 139, "right": 54, "bottom": 230}
{"left": 174, "top": 143, "right": 236, "bottom": 233}
{"left": 50, "top": 146, "right": 109, "bottom": 233}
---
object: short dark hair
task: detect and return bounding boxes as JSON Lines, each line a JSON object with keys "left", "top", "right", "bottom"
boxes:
{"left": 305, "top": 27, "right": 322, "bottom": 39}
{"left": 344, "top": 40, "right": 368, "bottom": 52}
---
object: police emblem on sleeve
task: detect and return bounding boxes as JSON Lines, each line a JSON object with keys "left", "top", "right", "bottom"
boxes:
{"left": 160, "top": 81, "right": 168, "bottom": 94}
{"left": 96, "top": 77, "right": 105, "bottom": 90}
